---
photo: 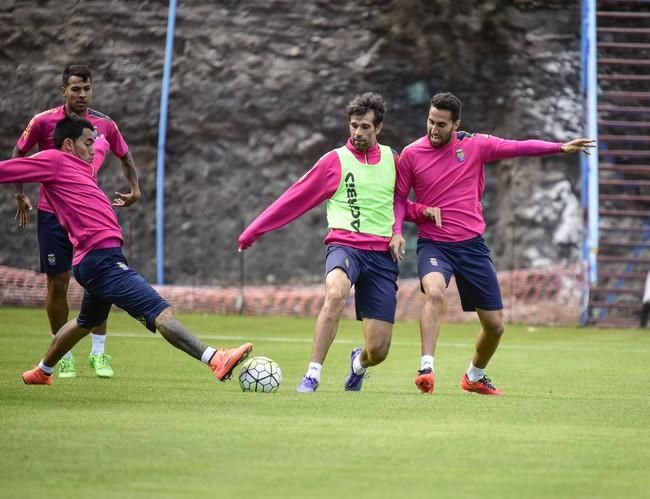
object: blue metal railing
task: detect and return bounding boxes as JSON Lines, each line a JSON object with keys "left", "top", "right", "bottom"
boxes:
{"left": 580, "top": 0, "right": 599, "bottom": 324}
{"left": 155, "top": 0, "right": 178, "bottom": 285}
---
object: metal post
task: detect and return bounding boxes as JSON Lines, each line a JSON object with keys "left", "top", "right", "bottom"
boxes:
{"left": 580, "top": 0, "right": 599, "bottom": 324}
{"left": 156, "top": 0, "right": 178, "bottom": 284}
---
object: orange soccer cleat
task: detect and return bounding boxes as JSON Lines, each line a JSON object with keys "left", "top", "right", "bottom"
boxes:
{"left": 22, "top": 367, "right": 53, "bottom": 385}
{"left": 209, "top": 343, "right": 253, "bottom": 381}
{"left": 460, "top": 374, "right": 503, "bottom": 396}
{"left": 415, "top": 368, "right": 435, "bottom": 394}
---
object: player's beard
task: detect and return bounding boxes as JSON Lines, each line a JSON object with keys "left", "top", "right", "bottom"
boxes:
{"left": 429, "top": 131, "right": 452, "bottom": 148}
{"left": 353, "top": 138, "right": 369, "bottom": 151}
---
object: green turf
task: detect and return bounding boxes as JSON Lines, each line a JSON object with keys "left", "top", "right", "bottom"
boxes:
{"left": 1, "top": 307, "right": 648, "bottom": 498}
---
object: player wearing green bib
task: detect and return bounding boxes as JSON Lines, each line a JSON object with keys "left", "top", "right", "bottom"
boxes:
{"left": 239, "top": 93, "right": 440, "bottom": 392}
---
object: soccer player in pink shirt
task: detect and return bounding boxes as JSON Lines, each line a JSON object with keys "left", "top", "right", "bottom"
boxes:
{"left": 0, "top": 115, "right": 253, "bottom": 385}
{"left": 392, "top": 92, "right": 595, "bottom": 395}
{"left": 239, "top": 93, "right": 437, "bottom": 393}
{"left": 11, "top": 65, "right": 141, "bottom": 379}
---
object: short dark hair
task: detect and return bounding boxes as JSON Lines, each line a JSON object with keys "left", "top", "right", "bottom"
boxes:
{"left": 346, "top": 92, "right": 386, "bottom": 126}
{"left": 430, "top": 92, "right": 462, "bottom": 122}
{"left": 53, "top": 114, "right": 94, "bottom": 149}
{"left": 62, "top": 64, "right": 92, "bottom": 86}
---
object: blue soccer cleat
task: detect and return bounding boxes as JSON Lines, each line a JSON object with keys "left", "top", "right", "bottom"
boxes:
{"left": 296, "top": 376, "right": 319, "bottom": 393}
{"left": 344, "top": 347, "right": 367, "bottom": 391}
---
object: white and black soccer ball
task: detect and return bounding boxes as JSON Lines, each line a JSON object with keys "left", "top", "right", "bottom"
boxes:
{"left": 238, "top": 356, "right": 282, "bottom": 393}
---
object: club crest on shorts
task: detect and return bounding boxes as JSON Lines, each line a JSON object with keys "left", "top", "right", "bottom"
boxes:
{"left": 455, "top": 148, "right": 465, "bottom": 162}
{"left": 47, "top": 253, "right": 56, "bottom": 266}
{"left": 117, "top": 262, "right": 128, "bottom": 271}
{"left": 429, "top": 257, "right": 438, "bottom": 266}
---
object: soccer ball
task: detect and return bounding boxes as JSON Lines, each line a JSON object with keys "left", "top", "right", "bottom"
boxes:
{"left": 238, "top": 356, "right": 282, "bottom": 393}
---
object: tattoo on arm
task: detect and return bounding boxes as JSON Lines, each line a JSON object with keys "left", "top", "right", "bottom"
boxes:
{"left": 119, "top": 152, "right": 140, "bottom": 191}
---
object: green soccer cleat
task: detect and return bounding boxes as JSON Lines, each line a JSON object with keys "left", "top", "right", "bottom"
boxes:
{"left": 89, "top": 353, "right": 114, "bottom": 378}
{"left": 57, "top": 356, "right": 77, "bottom": 378}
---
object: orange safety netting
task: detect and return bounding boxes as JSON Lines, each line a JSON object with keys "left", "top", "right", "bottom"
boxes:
{"left": 0, "top": 264, "right": 584, "bottom": 326}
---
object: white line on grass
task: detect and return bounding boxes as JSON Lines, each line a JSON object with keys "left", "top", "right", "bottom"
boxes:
{"left": 107, "top": 332, "right": 650, "bottom": 354}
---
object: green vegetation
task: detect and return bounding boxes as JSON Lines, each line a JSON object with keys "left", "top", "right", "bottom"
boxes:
{"left": 1, "top": 308, "right": 648, "bottom": 498}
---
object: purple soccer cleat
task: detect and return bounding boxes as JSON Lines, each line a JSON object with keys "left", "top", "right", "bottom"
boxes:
{"left": 344, "top": 347, "right": 367, "bottom": 391}
{"left": 296, "top": 376, "right": 319, "bottom": 393}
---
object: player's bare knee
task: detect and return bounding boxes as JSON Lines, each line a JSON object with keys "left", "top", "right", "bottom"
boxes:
{"left": 367, "top": 343, "right": 390, "bottom": 364}
{"left": 423, "top": 287, "right": 445, "bottom": 309}
{"left": 323, "top": 285, "right": 348, "bottom": 310}
{"left": 486, "top": 321, "right": 505, "bottom": 338}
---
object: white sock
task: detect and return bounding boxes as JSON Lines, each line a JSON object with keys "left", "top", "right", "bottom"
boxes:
{"left": 467, "top": 362, "right": 485, "bottom": 382}
{"left": 38, "top": 360, "right": 54, "bottom": 374}
{"left": 201, "top": 347, "right": 217, "bottom": 364}
{"left": 91, "top": 334, "right": 106, "bottom": 355}
{"left": 352, "top": 354, "right": 366, "bottom": 375}
{"left": 305, "top": 362, "right": 322, "bottom": 381}
{"left": 420, "top": 355, "right": 434, "bottom": 372}
{"left": 62, "top": 351, "right": 73, "bottom": 360}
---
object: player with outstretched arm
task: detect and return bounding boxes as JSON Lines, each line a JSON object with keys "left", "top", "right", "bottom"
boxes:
{"left": 11, "top": 64, "right": 141, "bottom": 379}
{"left": 0, "top": 114, "right": 252, "bottom": 385}
{"left": 239, "top": 92, "right": 439, "bottom": 393}
{"left": 391, "top": 92, "right": 595, "bottom": 395}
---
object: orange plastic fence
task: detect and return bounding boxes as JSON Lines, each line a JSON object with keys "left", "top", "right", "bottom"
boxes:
{"left": 0, "top": 264, "right": 584, "bottom": 325}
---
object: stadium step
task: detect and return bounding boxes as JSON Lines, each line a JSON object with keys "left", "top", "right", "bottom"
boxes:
{"left": 599, "top": 104, "right": 650, "bottom": 114}
{"left": 587, "top": 0, "right": 650, "bottom": 327}
{"left": 599, "top": 224, "right": 650, "bottom": 231}
{"left": 599, "top": 119, "right": 650, "bottom": 127}
{"left": 597, "top": 12, "right": 650, "bottom": 20}
{"left": 599, "top": 178, "right": 650, "bottom": 186}
{"left": 589, "top": 301, "right": 641, "bottom": 310}
{"left": 599, "top": 135, "right": 650, "bottom": 142}
{"left": 590, "top": 286, "right": 644, "bottom": 295}
{"left": 598, "top": 150, "right": 650, "bottom": 158}
{"left": 598, "top": 255, "right": 650, "bottom": 264}
{"left": 587, "top": 319, "right": 642, "bottom": 328}
{"left": 598, "top": 271, "right": 648, "bottom": 281}
{"left": 599, "top": 193, "right": 650, "bottom": 202}
{"left": 599, "top": 164, "right": 650, "bottom": 175}
{"left": 599, "top": 208, "right": 649, "bottom": 217}
{"left": 599, "top": 241, "right": 650, "bottom": 248}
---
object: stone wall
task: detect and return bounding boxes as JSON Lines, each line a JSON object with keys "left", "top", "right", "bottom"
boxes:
{"left": 0, "top": 0, "right": 583, "bottom": 285}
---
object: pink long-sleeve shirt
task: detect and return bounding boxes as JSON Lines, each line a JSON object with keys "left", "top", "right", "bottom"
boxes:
{"left": 0, "top": 143, "right": 123, "bottom": 265}
{"left": 239, "top": 140, "right": 426, "bottom": 251}
{"left": 394, "top": 132, "right": 563, "bottom": 242}
{"left": 16, "top": 105, "right": 129, "bottom": 214}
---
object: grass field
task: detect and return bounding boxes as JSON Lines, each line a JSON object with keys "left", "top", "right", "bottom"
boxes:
{"left": 1, "top": 307, "right": 648, "bottom": 499}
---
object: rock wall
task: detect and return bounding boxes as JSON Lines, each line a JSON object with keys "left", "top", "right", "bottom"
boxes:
{"left": 0, "top": 0, "right": 583, "bottom": 285}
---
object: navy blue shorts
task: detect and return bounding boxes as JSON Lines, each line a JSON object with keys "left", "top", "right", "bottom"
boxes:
{"left": 325, "top": 245, "right": 399, "bottom": 323}
{"left": 38, "top": 210, "right": 73, "bottom": 275}
{"left": 73, "top": 248, "right": 171, "bottom": 332}
{"left": 416, "top": 236, "right": 503, "bottom": 312}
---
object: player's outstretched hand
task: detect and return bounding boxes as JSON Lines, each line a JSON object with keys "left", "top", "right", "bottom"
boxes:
{"left": 389, "top": 234, "right": 406, "bottom": 262}
{"left": 238, "top": 238, "right": 251, "bottom": 251}
{"left": 14, "top": 192, "right": 32, "bottom": 228}
{"left": 561, "top": 138, "right": 597, "bottom": 155}
{"left": 422, "top": 206, "right": 442, "bottom": 227}
{"left": 113, "top": 190, "right": 141, "bottom": 208}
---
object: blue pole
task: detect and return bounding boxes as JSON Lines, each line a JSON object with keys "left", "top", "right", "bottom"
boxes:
{"left": 585, "top": 0, "right": 599, "bottom": 287}
{"left": 156, "top": 0, "right": 178, "bottom": 285}
{"left": 579, "top": 0, "right": 599, "bottom": 325}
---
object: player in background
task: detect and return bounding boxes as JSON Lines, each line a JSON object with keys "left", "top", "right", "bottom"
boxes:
{"left": 11, "top": 64, "right": 141, "bottom": 379}
{"left": 392, "top": 92, "right": 595, "bottom": 395}
{"left": 239, "top": 92, "right": 439, "bottom": 393}
{"left": 0, "top": 115, "right": 253, "bottom": 385}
